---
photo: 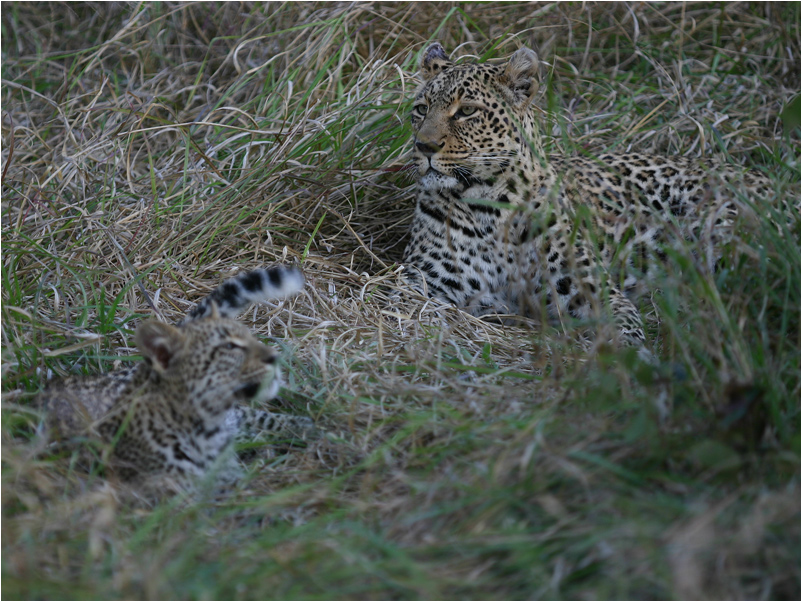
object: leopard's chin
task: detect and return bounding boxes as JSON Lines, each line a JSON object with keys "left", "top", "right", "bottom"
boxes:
{"left": 420, "top": 168, "right": 460, "bottom": 190}
{"left": 252, "top": 372, "right": 281, "bottom": 404}
{"left": 236, "top": 381, "right": 261, "bottom": 400}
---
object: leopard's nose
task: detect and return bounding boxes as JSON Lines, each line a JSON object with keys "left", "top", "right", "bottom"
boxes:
{"left": 415, "top": 140, "right": 444, "bottom": 157}
{"left": 256, "top": 344, "right": 277, "bottom": 365}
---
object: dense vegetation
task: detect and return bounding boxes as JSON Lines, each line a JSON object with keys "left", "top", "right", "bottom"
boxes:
{"left": 2, "top": 3, "right": 799, "bottom": 599}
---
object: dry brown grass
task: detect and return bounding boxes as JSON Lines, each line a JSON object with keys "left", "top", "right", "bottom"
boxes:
{"left": 2, "top": 2, "right": 800, "bottom": 599}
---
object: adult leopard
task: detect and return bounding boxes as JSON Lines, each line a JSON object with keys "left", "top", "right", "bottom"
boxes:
{"left": 402, "top": 43, "right": 774, "bottom": 355}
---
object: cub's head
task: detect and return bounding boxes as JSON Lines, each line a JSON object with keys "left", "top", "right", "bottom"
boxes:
{"left": 411, "top": 43, "right": 542, "bottom": 190}
{"left": 136, "top": 313, "right": 281, "bottom": 417}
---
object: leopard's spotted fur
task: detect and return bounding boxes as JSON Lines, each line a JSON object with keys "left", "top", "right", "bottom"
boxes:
{"left": 42, "top": 265, "right": 315, "bottom": 489}
{"left": 402, "top": 43, "right": 774, "bottom": 353}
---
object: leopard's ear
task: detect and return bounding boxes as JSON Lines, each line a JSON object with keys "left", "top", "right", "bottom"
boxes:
{"left": 136, "top": 320, "right": 186, "bottom": 373}
{"left": 500, "top": 46, "right": 540, "bottom": 108}
{"left": 420, "top": 42, "right": 453, "bottom": 81}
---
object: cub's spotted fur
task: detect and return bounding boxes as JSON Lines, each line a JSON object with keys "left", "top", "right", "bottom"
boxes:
{"left": 403, "top": 43, "right": 775, "bottom": 354}
{"left": 43, "top": 265, "right": 314, "bottom": 489}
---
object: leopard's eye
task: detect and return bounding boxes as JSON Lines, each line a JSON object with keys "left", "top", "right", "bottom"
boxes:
{"left": 413, "top": 103, "right": 428, "bottom": 117}
{"left": 222, "top": 342, "right": 243, "bottom": 351}
{"left": 456, "top": 105, "right": 478, "bottom": 118}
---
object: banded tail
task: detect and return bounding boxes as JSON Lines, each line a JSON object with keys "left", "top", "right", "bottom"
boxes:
{"left": 181, "top": 265, "right": 305, "bottom": 324}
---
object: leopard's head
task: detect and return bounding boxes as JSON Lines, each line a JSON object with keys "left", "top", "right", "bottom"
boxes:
{"left": 411, "top": 43, "right": 542, "bottom": 191}
{"left": 135, "top": 312, "right": 280, "bottom": 418}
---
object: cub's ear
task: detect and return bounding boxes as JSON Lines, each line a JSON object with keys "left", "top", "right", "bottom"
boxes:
{"left": 500, "top": 46, "right": 540, "bottom": 108}
{"left": 135, "top": 320, "right": 186, "bottom": 373}
{"left": 420, "top": 42, "right": 453, "bottom": 81}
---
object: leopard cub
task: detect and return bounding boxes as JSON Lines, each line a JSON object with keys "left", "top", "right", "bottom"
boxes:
{"left": 42, "top": 265, "right": 316, "bottom": 490}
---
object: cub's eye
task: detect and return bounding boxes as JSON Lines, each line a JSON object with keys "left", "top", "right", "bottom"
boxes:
{"left": 413, "top": 103, "right": 428, "bottom": 117}
{"left": 222, "top": 342, "right": 242, "bottom": 351}
{"left": 456, "top": 106, "right": 479, "bottom": 117}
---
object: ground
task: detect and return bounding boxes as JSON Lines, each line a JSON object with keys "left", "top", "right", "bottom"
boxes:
{"left": 1, "top": 3, "right": 800, "bottom": 599}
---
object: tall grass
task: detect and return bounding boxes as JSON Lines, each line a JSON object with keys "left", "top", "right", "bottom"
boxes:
{"left": 2, "top": 3, "right": 799, "bottom": 599}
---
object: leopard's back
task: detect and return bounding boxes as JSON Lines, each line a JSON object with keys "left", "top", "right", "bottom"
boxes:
{"left": 552, "top": 153, "right": 772, "bottom": 280}
{"left": 42, "top": 364, "right": 146, "bottom": 440}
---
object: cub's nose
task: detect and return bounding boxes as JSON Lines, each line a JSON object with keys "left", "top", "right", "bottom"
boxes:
{"left": 256, "top": 343, "right": 277, "bottom": 365}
